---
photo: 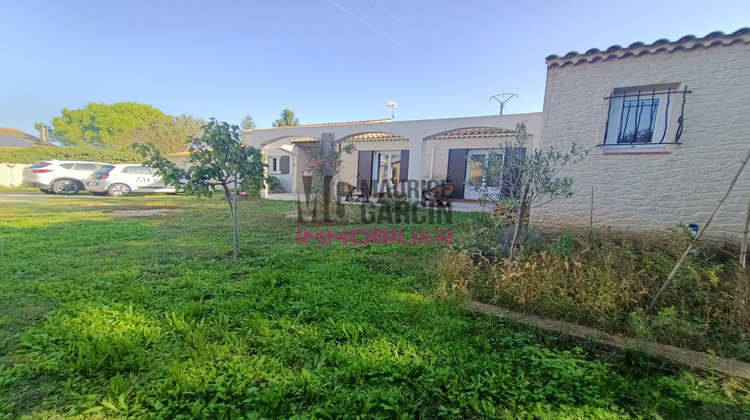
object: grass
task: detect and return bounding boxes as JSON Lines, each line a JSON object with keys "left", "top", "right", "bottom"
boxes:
{"left": 0, "top": 194, "right": 749, "bottom": 418}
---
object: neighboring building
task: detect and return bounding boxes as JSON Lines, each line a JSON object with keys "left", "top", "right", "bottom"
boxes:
{"left": 244, "top": 113, "right": 542, "bottom": 198}
{"left": 0, "top": 127, "right": 45, "bottom": 150}
{"left": 0, "top": 127, "right": 48, "bottom": 187}
{"left": 166, "top": 151, "right": 191, "bottom": 170}
{"left": 534, "top": 28, "right": 750, "bottom": 243}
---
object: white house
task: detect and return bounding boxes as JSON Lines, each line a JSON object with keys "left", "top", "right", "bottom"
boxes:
{"left": 243, "top": 113, "right": 542, "bottom": 200}
{"left": 533, "top": 28, "right": 750, "bottom": 243}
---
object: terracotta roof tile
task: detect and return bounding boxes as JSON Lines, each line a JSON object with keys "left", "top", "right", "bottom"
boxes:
{"left": 167, "top": 151, "right": 191, "bottom": 157}
{"left": 349, "top": 132, "right": 407, "bottom": 141}
{"left": 428, "top": 127, "right": 517, "bottom": 140}
{"left": 546, "top": 27, "right": 750, "bottom": 68}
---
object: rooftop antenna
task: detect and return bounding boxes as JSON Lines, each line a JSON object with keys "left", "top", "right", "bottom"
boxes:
{"left": 490, "top": 93, "right": 518, "bottom": 115}
{"left": 385, "top": 100, "right": 398, "bottom": 119}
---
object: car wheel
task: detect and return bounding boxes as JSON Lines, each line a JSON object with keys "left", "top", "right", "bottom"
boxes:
{"left": 90, "top": 191, "right": 108, "bottom": 196}
{"left": 52, "top": 180, "right": 81, "bottom": 195}
{"left": 39, "top": 189, "right": 55, "bottom": 194}
{"left": 108, "top": 183, "right": 131, "bottom": 196}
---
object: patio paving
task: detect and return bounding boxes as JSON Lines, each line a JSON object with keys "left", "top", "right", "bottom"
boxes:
{"left": 265, "top": 192, "right": 484, "bottom": 213}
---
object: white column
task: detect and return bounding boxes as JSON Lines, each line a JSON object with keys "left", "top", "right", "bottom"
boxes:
{"left": 260, "top": 145, "right": 270, "bottom": 198}
{"left": 407, "top": 134, "right": 424, "bottom": 202}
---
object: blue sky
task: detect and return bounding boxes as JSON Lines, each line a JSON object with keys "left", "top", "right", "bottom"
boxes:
{"left": 1, "top": 0, "right": 747, "bottom": 135}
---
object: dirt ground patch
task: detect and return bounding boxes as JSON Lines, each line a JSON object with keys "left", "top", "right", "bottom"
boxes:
{"left": 107, "top": 208, "right": 177, "bottom": 217}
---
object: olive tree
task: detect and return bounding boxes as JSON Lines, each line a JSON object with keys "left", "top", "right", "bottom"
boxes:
{"left": 474, "top": 122, "right": 588, "bottom": 261}
{"left": 133, "top": 119, "right": 265, "bottom": 260}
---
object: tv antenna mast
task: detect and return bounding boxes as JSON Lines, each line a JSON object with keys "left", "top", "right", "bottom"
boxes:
{"left": 490, "top": 93, "right": 518, "bottom": 115}
{"left": 385, "top": 100, "right": 398, "bottom": 119}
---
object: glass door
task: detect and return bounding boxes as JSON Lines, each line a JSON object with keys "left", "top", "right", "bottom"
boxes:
{"left": 464, "top": 150, "right": 501, "bottom": 200}
{"left": 372, "top": 152, "right": 401, "bottom": 194}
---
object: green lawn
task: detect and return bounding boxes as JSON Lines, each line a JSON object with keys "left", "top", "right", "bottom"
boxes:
{"left": 0, "top": 195, "right": 748, "bottom": 419}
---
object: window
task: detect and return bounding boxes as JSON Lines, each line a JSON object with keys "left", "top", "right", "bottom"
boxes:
{"left": 74, "top": 163, "right": 97, "bottom": 171}
{"left": 269, "top": 157, "right": 280, "bottom": 174}
{"left": 121, "top": 166, "right": 152, "bottom": 174}
{"left": 371, "top": 152, "right": 401, "bottom": 192}
{"left": 604, "top": 84, "right": 690, "bottom": 146}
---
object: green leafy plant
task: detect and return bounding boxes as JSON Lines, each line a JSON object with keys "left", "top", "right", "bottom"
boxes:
{"left": 133, "top": 119, "right": 265, "bottom": 259}
{"left": 471, "top": 122, "right": 588, "bottom": 261}
{"left": 266, "top": 176, "right": 285, "bottom": 194}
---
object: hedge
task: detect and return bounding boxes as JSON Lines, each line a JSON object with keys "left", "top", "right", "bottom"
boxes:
{"left": 0, "top": 146, "right": 142, "bottom": 164}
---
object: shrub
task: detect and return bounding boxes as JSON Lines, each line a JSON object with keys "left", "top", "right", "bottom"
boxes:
{"left": 266, "top": 176, "right": 285, "bottom": 193}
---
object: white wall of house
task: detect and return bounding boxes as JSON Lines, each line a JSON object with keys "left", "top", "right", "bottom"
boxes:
{"left": 266, "top": 149, "right": 293, "bottom": 192}
{"left": 0, "top": 163, "right": 29, "bottom": 187}
{"left": 534, "top": 32, "right": 750, "bottom": 243}
{"left": 422, "top": 134, "right": 533, "bottom": 180}
{"left": 246, "top": 113, "right": 543, "bottom": 197}
{"left": 166, "top": 155, "right": 190, "bottom": 170}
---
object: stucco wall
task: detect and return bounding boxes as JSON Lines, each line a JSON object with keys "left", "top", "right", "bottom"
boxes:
{"left": 423, "top": 135, "right": 533, "bottom": 180}
{"left": 266, "top": 149, "right": 294, "bottom": 193}
{"left": 322, "top": 134, "right": 540, "bottom": 195}
{"left": 535, "top": 42, "right": 750, "bottom": 243}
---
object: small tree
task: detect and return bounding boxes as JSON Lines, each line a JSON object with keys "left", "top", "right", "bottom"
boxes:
{"left": 301, "top": 134, "right": 356, "bottom": 221}
{"left": 474, "top": 122, "right": 588, "bottom": 261}
{"left": 133, "top": 119, "right": 265, "bottom": 260}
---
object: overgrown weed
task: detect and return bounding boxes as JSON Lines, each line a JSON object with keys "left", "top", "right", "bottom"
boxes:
{"left": 443, "top": 228, "right": 750, "bottom": 361}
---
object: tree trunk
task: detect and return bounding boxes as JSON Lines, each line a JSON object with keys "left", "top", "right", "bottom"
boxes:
{"left": 222, "top": 180, "right": 239, "bottom": 261}
{"left": 509, "top": 183, "right": 530, "bottom": 263}
{"left": 233, "top": 173, "right": 239, "bottom": 260}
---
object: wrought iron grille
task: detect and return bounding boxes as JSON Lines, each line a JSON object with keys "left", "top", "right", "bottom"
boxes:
{"left": 603, "top": 86, "right": 691, "bottom": 144}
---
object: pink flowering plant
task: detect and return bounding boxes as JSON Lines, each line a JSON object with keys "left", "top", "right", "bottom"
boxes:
{"left": 303, "top": 142, "right": 356, "bottom": 196}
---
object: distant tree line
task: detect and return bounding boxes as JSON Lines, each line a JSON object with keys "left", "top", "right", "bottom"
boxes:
{"left": 34, "top": 102, "right": 299, "bottom": 155}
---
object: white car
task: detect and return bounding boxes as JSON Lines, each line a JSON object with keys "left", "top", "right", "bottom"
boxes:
{"left": 86, "top": 164, "right": 180, "bottom": 196}
{"left": 22, "top": 160, "right": 111, "bottom": 194}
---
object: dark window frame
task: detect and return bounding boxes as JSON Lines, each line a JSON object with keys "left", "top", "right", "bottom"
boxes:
{"left": 603, "top": 85, "right": 690, "bottom": 145}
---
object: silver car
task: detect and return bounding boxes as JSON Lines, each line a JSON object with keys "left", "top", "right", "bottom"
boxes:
{"left": 86, "top": 164, "right": 181, "bottom": 196}
{"left": 22, "top": 160, "right": 111, "bottom": 194}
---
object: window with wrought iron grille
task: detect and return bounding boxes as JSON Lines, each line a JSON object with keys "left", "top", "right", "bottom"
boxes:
{"left": 603, "top": 84, "right": 690, "bottom": 146}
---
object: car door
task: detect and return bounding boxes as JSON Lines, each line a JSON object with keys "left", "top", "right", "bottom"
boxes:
{"left": 148, "top": 167, "right": 172, "bottom": 192}
{"left": 72, "top": 163, "right": 99, "bottom": 185}
{"left": 119, "top": 166, "right": 152, "bottom": 192}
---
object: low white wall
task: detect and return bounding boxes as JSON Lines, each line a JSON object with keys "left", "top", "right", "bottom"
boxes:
{"left": 0, "top": 163, "right": 29, "bottom": 187}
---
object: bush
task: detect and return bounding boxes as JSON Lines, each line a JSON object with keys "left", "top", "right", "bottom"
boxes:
{"left": 266, "top": 176, "right": 285, "bottom": 193}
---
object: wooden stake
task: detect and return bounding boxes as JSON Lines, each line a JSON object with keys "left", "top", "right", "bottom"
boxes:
{"left": 741, "top": 196, "right": 750, "bottom": 269}
{"left": 589, "top": 186, "right": 594, "bottom": 244}
{"left": 649, "top": 148, "right": 750, "bottom": 312}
